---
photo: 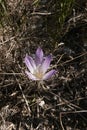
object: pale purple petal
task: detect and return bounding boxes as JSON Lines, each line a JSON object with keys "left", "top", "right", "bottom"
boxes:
{"left": 24, "top": 55, "right": 36, "bottom": 73}
{"left": 25, "top": 71, "right": 38, "bottom": 80}
{"left": 35, "top": 47, "right": 44, "bottom": 65}
{"left": 40, "top": 55, "right": 52, "bottom": 74}
{"left": 43, "top": 70, "right": 56, "bottom": 80}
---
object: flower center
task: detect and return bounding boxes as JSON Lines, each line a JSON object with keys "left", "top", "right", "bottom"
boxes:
{"left": 33, "top": 66, "right": 44, "bottom": 79}
{"left": 34, "top": 72, "right": 43, "bottom": 79}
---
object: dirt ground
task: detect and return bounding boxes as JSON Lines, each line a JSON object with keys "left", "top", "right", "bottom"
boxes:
{"left": 0, "top": 0, "right": 87, "bottom": 130}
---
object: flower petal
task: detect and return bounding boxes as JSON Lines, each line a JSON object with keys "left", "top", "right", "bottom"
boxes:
{"left": 40, "top": 55, "right": 52, "bottom": 73}
{"left": 43, "top": 70, "right": 56, "bottom": 80}
{"left": 35, "top": 47, "right": 44, "bottom": 65}
{"left": 25, "top": 71, "right": 38, "bottom": 80}
{"left": 24, "top": 55, "right": 36, "bottom": 73}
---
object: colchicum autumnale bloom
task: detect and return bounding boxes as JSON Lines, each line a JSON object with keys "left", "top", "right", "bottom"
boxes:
{"left": 24, "top": 47, "right": 56, "bottom": 81}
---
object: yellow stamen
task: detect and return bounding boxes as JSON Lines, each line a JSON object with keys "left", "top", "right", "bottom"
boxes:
{"left": 33, "top": 67, "right": 44, "bottom": 79}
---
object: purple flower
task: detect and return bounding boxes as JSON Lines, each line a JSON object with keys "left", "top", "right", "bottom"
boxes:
{"left": 24, "top": 47, "right": 56, "bottom": 81}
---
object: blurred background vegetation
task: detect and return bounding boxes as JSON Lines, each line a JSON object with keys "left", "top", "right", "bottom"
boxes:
{"left": 0, "top": 0, "right": 75, "bottom": 39}
{"left": 0, "top": 0, "right": 87, "bottom": 46}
